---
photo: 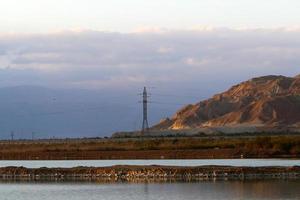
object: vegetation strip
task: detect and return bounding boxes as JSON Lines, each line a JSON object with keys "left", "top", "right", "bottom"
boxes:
{"left": 0, "top": 166, "right": 299, "bottom": 181}
{"left": 1, "top": 135, "right": 300, "bottom": 159}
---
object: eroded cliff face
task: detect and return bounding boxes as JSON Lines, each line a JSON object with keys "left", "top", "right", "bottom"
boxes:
{"left": 153, "top": 75, "right": 300, "bottom": 130}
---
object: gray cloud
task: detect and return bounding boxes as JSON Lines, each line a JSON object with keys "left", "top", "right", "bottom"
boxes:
{"left": 0, "top": 29, "right": 299, "bottom": 94}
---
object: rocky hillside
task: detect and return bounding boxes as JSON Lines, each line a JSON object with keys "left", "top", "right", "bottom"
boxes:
{"left": 153, "top": 74, "right": 300, "bottom": 131}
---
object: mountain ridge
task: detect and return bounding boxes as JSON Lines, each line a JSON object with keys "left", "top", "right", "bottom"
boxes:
{"left": 153, "top": 74, "right": 300, "bottom": 131}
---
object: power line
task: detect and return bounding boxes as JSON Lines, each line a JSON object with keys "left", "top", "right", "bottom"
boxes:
{"left": 14, "top": 104, "right": 137, "bottom": 118}
{"left": 150, "top": 101, "right": 188, "bottom": 106}
{"left": 151, "top": 93, "right": 200, "bottom": 99}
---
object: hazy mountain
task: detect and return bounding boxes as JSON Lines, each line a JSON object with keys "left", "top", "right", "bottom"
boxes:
{"left": 154, "top": 74, "right": 300, "bottom": 132}
{"left": 0, "top": 86, "right": 178, "bottom": 139}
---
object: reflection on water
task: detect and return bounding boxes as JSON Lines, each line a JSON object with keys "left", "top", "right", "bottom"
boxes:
{"left": 0, "top": 180, "right": 300, "bottom": 200}
{"left": 0, "top": 159, "right": 299, "bottom": 168}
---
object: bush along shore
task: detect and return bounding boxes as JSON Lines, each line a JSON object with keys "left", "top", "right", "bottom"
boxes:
{"left": 0, "top": 165, "right": 300, "bottom": 182}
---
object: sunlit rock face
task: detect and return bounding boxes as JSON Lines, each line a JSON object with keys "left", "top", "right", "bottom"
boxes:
{"left": 153, "top": 74, "right": 300, "bottom": 130}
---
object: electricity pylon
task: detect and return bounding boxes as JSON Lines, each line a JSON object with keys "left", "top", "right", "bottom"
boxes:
{"left": 141, "top": 87, "right": 149, "bottom": 134}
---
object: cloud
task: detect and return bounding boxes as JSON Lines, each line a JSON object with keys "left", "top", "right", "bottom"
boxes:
{"left": 0, "top": 28, "right": 299, "bottom": 92}
{"left": 157, "top": 47, "right": 173, "bottom": 54}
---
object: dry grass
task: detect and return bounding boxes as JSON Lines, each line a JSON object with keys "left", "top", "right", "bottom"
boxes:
{"left": 1, "top": 135, "right": 300, "bottom": 155}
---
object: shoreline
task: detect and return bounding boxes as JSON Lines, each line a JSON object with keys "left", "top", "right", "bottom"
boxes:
{"left": 0, "top": 165, "right": 299, "bottom": 182}
{"left": 0, "top": 149, "right": 298, "bottom": 160}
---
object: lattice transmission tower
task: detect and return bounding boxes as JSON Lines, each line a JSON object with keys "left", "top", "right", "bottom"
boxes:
{"left": 141, "top": 87, "right": 149, "bottom": 134}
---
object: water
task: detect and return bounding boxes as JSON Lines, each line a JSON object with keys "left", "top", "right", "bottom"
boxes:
{"left": 1, "top": 159, "right": 299, "bottom": 199}
{"left": 0, "top": 159, "right": 299, "bottom": 168}
{"left": 0, "top": 180, "right": 299, "bottom": 200}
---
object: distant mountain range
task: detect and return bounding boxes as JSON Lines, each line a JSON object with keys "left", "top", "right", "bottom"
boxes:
{"left": 153, "top": 74, "right": 300, "bottom": 133}
{"left": 0, "top": 86, "right": 177, "bottom": 139}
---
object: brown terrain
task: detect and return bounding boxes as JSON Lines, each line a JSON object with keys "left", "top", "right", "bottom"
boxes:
{"left": 153, "top": 74, "right": 300, "bottom": 133}
{"left": 0, "top": 135, "right": 300, "bottom": 160}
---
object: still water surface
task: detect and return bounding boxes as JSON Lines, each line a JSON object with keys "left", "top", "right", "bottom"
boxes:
{"left": 0, "top": 180, "right": 299, "bottom": 200}
{"left": 0, "top": 159, "right": 299, "bottom": 168}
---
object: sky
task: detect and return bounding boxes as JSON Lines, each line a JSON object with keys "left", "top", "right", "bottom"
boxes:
{"left": 0, "top": 0, "right": 300, "bottom": 92}
{"left": 0, "top": 0, "right": 300, "bottom": 33}
{"left": 0, "top": 1, "right": 300, "bottom": 137}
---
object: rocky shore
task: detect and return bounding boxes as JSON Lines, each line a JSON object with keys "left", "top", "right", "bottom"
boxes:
{"left": 0, "top": 165, "right": 299, "bottom": 182}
